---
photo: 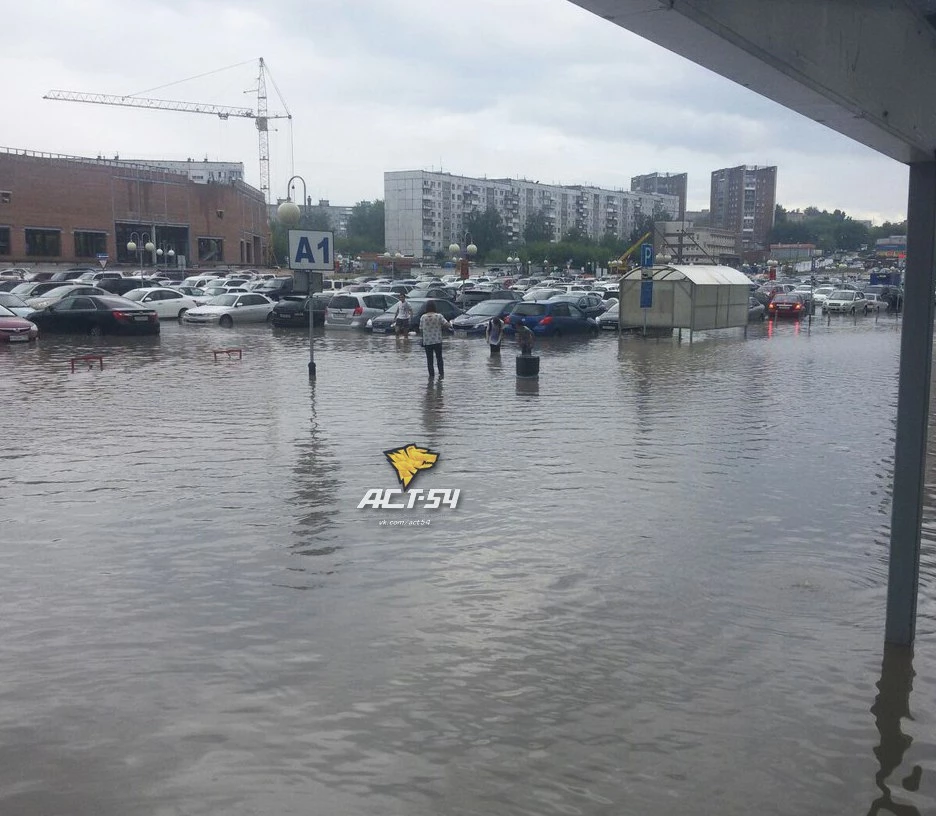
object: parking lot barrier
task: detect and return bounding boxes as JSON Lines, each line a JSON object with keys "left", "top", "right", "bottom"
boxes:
{"left": 70, "top": 355, "right": 104, "bottom": 373}
{"left": 212, "top": 348, "right": 243, "bottom": 362}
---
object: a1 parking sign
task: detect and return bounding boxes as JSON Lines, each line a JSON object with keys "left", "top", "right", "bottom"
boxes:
{"left": 288, "top": 230, "right": 333, "bottom": 271}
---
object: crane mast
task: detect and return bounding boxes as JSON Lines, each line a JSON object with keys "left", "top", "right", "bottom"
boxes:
{"left": 43, "top": 58, "right": 291, "bottom": 204}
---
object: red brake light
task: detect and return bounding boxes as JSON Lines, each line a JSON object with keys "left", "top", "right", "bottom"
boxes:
{"left": 794, "top": 303, "right": 802, "bottom": 310}
{"left": 112, "top": 310, "right": 130, "bottom": 321}
{"left": 539, "top": 316, "right": 553, "bottom": 325}
{"left": 353, "top": 305, "right": 363, "bottom": 316}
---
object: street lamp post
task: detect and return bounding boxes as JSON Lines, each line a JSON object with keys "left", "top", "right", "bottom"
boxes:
{"left": 448, "top": 233, "right": 477, "bottom": 281}
{"left": 277, "top": 175, "right": 317, "bottom": 379}
{"left": 155, "top": 245, "right": 175, "bottom": 272}
{"left": 126, "top": 232, "right": 154, "bottom": 278}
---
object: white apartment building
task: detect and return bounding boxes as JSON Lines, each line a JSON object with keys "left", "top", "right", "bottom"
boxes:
{"left": 124, "top": 159, "right": 245, "bottom": 185}
{"left": 385, "top": 170, "right": 679, "bottom": 258}
{"left": 654, "top": 221, "right": 740, "bottom": 265}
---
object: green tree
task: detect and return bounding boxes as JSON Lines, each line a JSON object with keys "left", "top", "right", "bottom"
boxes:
{"left": 523, "top": 208, "right": 551, "bottom": 243}
{"left": 465, "top": 206, "right": 507, "bottom": 260}
{"left": 562, "top": 226, "right": 586, "bottom": 243}
{"left": 302, "top": 207, "right": 332, "bottom": 231}
{"left": 346, "top": 200, "right": 385, "bottom": 251}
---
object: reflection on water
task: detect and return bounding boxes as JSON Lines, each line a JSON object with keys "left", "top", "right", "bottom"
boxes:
{"left": 869, "top": 645, "right": 923, "bottom": 816}
{"left": 1, "top": 319, "right": 935, "bottom": 815}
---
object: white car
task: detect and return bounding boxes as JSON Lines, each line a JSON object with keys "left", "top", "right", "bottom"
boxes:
{"left": 0, "top": 292, "right": 32, "bottom": 317}
{"left": 325, "top": 292, "right": 400, "bottom": 328}
{"left": 864, "top": 293, "right": 886, "bottom": 312}
{"left": 183, "top": 292, "right": 275, "bottom": 327}
{"left": 122, "top": 287, "right": 203, "bottom": 320}
{"left": 823, "top": 290, "right": 868, "bottom": 314}
{"left": 811, "top": 285, "right": 837, "bottom": 307}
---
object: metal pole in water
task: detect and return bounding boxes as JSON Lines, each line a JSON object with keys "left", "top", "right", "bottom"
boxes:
{"left": 308, "top": 292, "right": 316, "bottom": 379}
{"left": 886, "top": 161, "right": 936, "bottom": 647}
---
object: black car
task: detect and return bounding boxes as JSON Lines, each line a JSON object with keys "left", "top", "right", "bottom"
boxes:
{"left": 98, "top": 277, "right": 163, "bottom": 296}
{"left": 451, "top": 299, "right": 518, "bottom": 335}
{"left": 546, "top": 292, "right": 607, "bottom": 318}
{"left": 270, "top": 293, "right": 330, "bottom": 327}
{"left": 457, "top": 288, "right": 521, "bottom": 309}
{"left": 27, "top": 294, "right": 159, "bottom": 336}
{"left": 252, "top": 276, "right": 294, "bottom": 301}
{"left": 367, "top": 298, "right": 463, "bottom": 334}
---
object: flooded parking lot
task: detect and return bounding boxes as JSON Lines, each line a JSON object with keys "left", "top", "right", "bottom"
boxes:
{"left": 1, "top": 314, "right": 934, "bottom": 815}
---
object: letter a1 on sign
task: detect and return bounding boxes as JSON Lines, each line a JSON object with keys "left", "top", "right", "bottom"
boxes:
{"left": 288, "top": 230, "right": 334, "bottom": 271}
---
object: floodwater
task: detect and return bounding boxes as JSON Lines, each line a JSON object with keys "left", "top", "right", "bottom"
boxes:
{"left": 1, "top": 313, "right": 934, "bottom": 815}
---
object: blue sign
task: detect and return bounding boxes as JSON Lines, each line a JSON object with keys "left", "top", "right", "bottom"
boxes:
{"left": 640, "top": 243, "right": 654, "bottom": 267}
{"left": 640, "top": 280, "right": 653, "bottom": 309}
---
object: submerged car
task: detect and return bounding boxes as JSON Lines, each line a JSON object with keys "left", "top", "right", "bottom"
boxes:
{"left": 122, "top": 287, "right": 202, "bottom": 320}
{"left": 0, "top": 292, "right": 33, "bottom": 317}
{"left": 596, "top": 301, "right": 619, "bottom": 330}
{"left": 367, "top": 298, "right": 463, "bottom": 334}
{"left": 325, "top": 292, "right": 399, "bottom": 329}
{"left": 767, "top": 293, "right": 808, "bottom": 319}
{"left": 748, "top": 297, "right": 766, "bottom": 321}
{"left": 823, "top": 290, "right": 868, "bottom": 314}
{"left": 183, "top": 293, "right": 276, "bottom": 327}
{"left": 26, "top": 294, "right": 159, "bottom": 336}
{"left": 0, "top": 303, "right": 39, "bottom": 343}
{"left": 503, "top": 300, "right": 598, "bottom": 337}
{"left": 270, "top": 293, "right": 331, "bottom": 327}
{"left": 451, "top": 300, "right": 517, "bottom": 335}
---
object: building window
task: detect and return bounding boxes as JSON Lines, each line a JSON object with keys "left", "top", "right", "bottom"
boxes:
{"left": 74, "top": 231, "right": 107, "bottom": 258}
{"left": 0, "top": 191, "right": 10, "bottom": 204}
{"left": 197, "top": 237, "right": 223, "bottom": 262}
{"left": 0, "top": 227, "right": 9, "bottom": 255}
{"left": 25, "top": 228, "right": 61, "bottom": 257}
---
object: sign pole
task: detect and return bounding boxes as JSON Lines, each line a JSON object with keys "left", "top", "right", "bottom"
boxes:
{"left": 287, "top": 229, "right": 333, "bottom": 380}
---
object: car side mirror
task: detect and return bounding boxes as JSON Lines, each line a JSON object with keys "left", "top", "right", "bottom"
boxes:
{"left": 234, "top": 303, "right": 242, "bottom": 307}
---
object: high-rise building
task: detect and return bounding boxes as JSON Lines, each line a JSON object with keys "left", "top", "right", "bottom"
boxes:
{"left": 630, "top": 172, "right": 687, "bottom": 219}
{"left": 384, "top": 170, "right": 679, "bottom": 258}
{"left": 709, "top": 165, "right": 777, "bottom": 253}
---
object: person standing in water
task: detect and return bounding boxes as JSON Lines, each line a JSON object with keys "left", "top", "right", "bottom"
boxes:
{"left": 485, "top": 314, "right": 504, "bottom": 355}
{"left": 418, "top": 300, "right": 452, "bottom": 380}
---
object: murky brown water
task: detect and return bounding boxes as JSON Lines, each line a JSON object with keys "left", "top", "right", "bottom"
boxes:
{"left": 1, "top": 313, "right": 933, "bottom": 815}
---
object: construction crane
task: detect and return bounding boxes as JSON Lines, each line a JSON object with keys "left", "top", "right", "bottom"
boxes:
{"left": 610, "top": 231, "right": 653, "bottom": 271}
{"left": 44, "top": 58, "right": 291, "bottom": 204}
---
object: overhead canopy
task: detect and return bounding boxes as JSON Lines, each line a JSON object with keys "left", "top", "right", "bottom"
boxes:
{"left": 569, "top": 0, "right": 936, "bottom": 163}
{"left": 621, "top": 264, "right": 752, "bottom": 287}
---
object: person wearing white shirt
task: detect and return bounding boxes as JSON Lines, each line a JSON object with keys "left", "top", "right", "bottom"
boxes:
{"left": 396, "top": 293, "right": 413, "bottom": 338}
{"left": 418, "top": 300, "right": 452, "bottom": 380}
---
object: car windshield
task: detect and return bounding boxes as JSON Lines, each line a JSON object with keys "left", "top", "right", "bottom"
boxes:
{"left": 0, "top": 303, "right": 16, "bottom": 317}
{"left": 122, "top": 290, "right": 146, "bottom": 301}
{"left": 831, "top": 290, "right": 854, "bottom": 299}
{"left": 467, "top": 301, "right": 506, "bottom": 316}
{"left": 203, "top": 287, "right": 227, "bottom": 296}
{"left": 207, "top": 295, "right": 239, "bottom": 306}
{"left": 39, "top": 286, "right": 80, "bottom": 299}
{"left": 0, "top": 293, "right": 27, "bottom": 307}
{"left": 11, "top": 283, "right": 37, "bottom": 295}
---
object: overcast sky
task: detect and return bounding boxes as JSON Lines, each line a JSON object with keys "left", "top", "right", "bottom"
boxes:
{"left": 5, "top": 0, "right": 908, "bottom": 224}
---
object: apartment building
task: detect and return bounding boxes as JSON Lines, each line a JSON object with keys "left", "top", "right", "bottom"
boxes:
{"left": 631, "top": 172, "right": 687, "bottom": 219}
{"left": 709, "top": 165, "right": 777, "bottom": 253}
{"left": 384, "top": 170, "right": 679, "bottom": 258}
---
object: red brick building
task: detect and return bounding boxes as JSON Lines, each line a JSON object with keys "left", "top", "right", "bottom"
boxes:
{"left": 0, "top": 149, "right": 270, "bottom": 268}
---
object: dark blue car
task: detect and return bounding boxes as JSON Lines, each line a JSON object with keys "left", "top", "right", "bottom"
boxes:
{"left": 503, "top": 300, "right": 598, "bottom": 337}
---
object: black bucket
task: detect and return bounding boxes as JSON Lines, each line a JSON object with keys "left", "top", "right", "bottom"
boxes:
{"left": 516, "top": 354, "right": 540, "bottom": 379}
